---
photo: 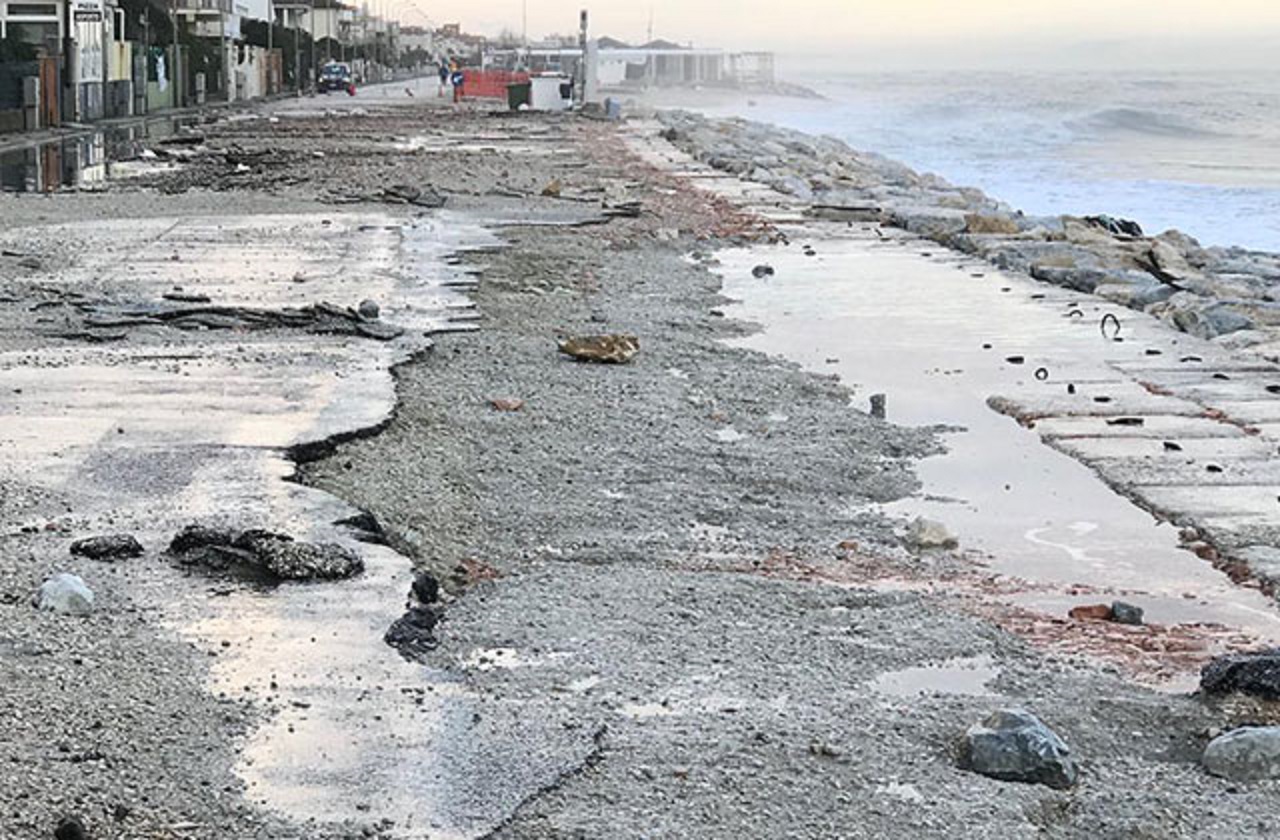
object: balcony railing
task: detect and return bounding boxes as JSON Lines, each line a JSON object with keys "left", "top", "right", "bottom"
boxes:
{"left": 172, "top": 0, "right": 233, "bottom": 15}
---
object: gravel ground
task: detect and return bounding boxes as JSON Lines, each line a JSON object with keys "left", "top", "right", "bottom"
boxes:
{"left": 3, "top": 91, "right": 1280, "bottom": 839}
{"left": 299, "top": 116, "right": 1280, "bottom": 837}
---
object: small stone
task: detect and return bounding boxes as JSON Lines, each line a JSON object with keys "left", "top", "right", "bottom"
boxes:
{"left": 906, "top": 517, "right": 958, "bottom": 550}
{"left": 69, "top": 534, "right": 144, "bottom": 561}
{"left": 541, "top": 179, "right": 562, "bottom": 197}
{"left": 411, "top": 570, "right": 440, "bottom": 604}
{"left": 558, "top": 334, "right": 640, "bottom": 365}
{"left": 1203, "top": 727, "right": 1280, "bottom": 781}
{"left": 385, "top": 604, "right": 443, "bottom": 663}
{"left": 34, "top": 573, "right": 95, "bottom": 616}
{"left": 751, "top": 264, "right": 775, "bottom": 279}
{"left": 1068, "top": 603, "right": 1113, "bottom": 621}
{"left": 1110, "top": 601, "right": 1144, "bottom": 625}
{"left": 490, "top": 398, "right": 525, "bottom": 412}
{"left": 54, "top": 816, "right": 88, "bottom": 840}
{"left": 357, "top": 299, "right": 380, "bottom": 320}
{"left": 961, "top": 708, "right": 1077, "bottom": 789}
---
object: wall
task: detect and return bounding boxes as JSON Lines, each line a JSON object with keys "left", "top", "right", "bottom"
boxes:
{"left": 233, "top": 44, "right": 271, "bottom": 98}
{"left": 106, "top": 39, "right": 130, "bottom": 82}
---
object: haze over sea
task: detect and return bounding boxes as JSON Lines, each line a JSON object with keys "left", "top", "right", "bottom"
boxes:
{"left": 694, "top": 67, "right": 1280, "bottom": 252}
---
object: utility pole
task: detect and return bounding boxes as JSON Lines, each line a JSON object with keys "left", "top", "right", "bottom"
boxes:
{"left": 575, "top": 8, "right": 586, "bottom": 107}
{"left": 310, "top": 0, "right": 317, "bottom": 89}
{"left": 61, "top": 0, "right": 73, "bottom": 123}
{"left": 169, "top": 0, "right": 179, "bottom": 105}
{"left": 266, "top": 0, "right": 273, "bottom": 92}
{"left": 293, "top": 8, "right": 300, "bottom": 94}
{"left": 220, "top": 1, "right": 228, "bottom": 100}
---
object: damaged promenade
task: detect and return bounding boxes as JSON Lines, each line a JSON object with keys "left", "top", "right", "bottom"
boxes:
{"left": 4, "top": 84, "right": 1280, "bottom": 839}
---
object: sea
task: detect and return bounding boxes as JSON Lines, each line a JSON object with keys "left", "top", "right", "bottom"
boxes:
{"left": 692, "top": 69, "right": 1280, "bottom": 253}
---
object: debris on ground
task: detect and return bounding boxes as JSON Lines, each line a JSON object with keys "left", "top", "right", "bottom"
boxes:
{"left": 327, "top": 184, "right": 447, "bottom": 208}
{"left": 557, "top": 334, "right": 640, "bottom": 364}
{"left": 1069, "top": 603, "right": 1114, "bottom": 621}
{"left": 167, "top": 524, "right": 364, "bottom": 581}
{"left": 69, "top": 534, "right": 144, "bottom": 561}
{"left": 1201, "top": 649, "right": 1280, "bottom": 700}
{"left": 384, "top": 604, "right": 443, "bottom": 662}
{"left": 75, "top": 301, "right": 404, "bottom": 341}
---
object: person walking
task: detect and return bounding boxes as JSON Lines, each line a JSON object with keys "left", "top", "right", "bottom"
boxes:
{"left": 450, "top": 61, "right": 465, "bottom": 103}
{"left": 437, "top": 58, "right": 450, "bottom": 97}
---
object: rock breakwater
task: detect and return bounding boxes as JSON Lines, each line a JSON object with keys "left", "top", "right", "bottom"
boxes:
{"left": 658, "top": 111, "right": 1280, "bottom": 353}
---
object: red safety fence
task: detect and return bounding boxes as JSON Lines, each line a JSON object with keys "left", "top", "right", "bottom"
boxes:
{"left": 460, "top": 69, "right": 530, "bottom": 100}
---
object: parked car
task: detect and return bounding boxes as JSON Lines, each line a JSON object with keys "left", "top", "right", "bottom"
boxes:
{"left": 318, "top": 62, "right": 356, "bottom": 95}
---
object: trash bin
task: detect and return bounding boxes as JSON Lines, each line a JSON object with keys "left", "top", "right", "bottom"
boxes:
{"left": 507, "top": 81, "right": 531, "bottom": 111}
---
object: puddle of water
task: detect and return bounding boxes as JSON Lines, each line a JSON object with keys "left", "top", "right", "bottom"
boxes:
{"left": 0, "top": 117, "right": 198, "bottom": 192}
{"left": 1, "top": 209, "right": 601, "bottom": 837}
{"left": 868, "top": 655, "right": 1000, "bottom": 698}
{"left": 714, "top": 231, "right": 1280, "bottom": 641}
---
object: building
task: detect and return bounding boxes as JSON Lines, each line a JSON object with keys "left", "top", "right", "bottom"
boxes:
{"left": 0, "top": 0, "right": 135, "bottom": 122}
{"left": 0, "top": 0, "right": 61, "bottom": 50}
{"left": 485, "top": 37, "right": 775, "bottom": 90}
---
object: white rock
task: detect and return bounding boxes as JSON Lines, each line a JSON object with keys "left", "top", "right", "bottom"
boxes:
{"left": 33, "top": 573, "right": 95, "bottom": 615}
{"left": 907, "top": 517, "right": 958, "bottom": 550}
{"left": 1203, "top": 727, "right": 1280, "bottom": 781}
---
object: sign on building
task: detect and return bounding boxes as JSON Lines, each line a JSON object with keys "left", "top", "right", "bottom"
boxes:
{"left": 71, "top": 0, "right": 104, "bottom": 22}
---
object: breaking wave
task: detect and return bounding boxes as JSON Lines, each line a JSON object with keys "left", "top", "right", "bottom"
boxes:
{"left": 1072, "top": 107, "right": 1221, "bottom": 139}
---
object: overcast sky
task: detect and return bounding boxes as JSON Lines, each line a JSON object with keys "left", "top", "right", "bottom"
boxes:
{"left": 384, "top": 0, "right": 1280, "bottom": 68}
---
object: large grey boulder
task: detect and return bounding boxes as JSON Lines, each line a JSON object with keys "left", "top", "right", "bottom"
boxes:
{"left": 1203, "top": 727, "right": 1280, "bottom": 781}
{"left": 33, "top": 573, "right": 95, "bottom": 615}
{"left": 961, "top": 708, "right": 1078, "bottom": 789}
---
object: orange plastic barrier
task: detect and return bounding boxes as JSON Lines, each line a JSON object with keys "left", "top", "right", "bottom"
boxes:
{"left": 460, "top": 70, "right": 530, "bottom": 100}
